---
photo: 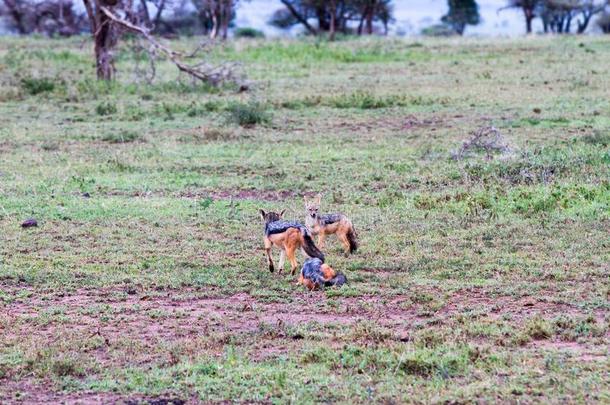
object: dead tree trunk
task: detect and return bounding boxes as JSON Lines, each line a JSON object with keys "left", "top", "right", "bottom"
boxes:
{"left": 364, "top": 0, "right": 377, "bottom": 34}
{"left": 139, "top": 0, "right": 151, "bottom": 26}
{"left": 220, "top": 0, "right": 231, "bottom": 40}
{"left": 83, "top": 0, "right": 118, "bottom": 80}
{"left": 329, "top": 0, "right": 337, "bottom": 41}
{"left": 524, "top": 8, "right": 534, "bottom": 34}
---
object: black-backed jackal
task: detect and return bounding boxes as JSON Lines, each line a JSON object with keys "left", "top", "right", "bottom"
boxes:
{"left": 298, "top": 258, "right": 347, "bottom": 290}
{"left": 304, "top": 194, "right": 358, "bottom": 255}
{"left": 260, "top": 209, "right": 325, "bottom": 275}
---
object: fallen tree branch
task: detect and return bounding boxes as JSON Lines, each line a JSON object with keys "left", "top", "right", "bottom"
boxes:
{"left": 99, "top": 5, "right": 240, "bottom": 86}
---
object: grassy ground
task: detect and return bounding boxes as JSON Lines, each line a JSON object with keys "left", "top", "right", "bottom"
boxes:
{"left": 0, "top": 35, "right": 608, "bottom": 403}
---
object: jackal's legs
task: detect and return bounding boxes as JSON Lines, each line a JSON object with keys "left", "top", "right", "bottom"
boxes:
{"left": 264, "top": 238, "right": 274, "bottom": 272}
{"left": 338, "top": 232, "right": 351, "bottom": 256}
{"left": 286, "top": 245, "right": 299, "bottom": 275}
{"left": 278, "top": 250, "right": 286, "bottom": 274}
{"left": 317, "top": 233, "right": 326, "bottom": 249}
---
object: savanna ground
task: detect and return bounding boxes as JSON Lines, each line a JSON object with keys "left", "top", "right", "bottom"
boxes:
{"left": 0, "top": 35, "right": 609, "bottom": 404}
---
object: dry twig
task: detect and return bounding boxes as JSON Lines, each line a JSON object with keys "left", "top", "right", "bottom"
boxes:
{"left": 452, "top": 126, "right": 511, "bottom": 160}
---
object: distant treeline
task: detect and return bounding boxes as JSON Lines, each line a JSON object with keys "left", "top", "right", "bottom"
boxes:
{"left": 1, "top": 0, "right": 609, "bottom": 37}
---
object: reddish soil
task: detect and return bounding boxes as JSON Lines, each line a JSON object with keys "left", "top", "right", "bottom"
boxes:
{"left": 1, "top": 285, "right": 607, "bottom": 403}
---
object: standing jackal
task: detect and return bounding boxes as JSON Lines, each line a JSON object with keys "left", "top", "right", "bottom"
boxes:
{"left": 304, "top": 194, "right": 358, "bottom": 255}
{"left": 260, "top": 209, "right": 325, "bottom": 275}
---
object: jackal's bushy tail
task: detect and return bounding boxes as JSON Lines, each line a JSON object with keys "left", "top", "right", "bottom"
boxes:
{"left": 347, "top": 226, "right": 358, "bottom": 253}
{"left": 301, "top": 231, "right": 325, "bottom": 262}
{"left": 324, "top": 272, "right": 347, "bottom": 288}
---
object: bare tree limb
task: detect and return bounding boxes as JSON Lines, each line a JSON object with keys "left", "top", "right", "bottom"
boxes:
{"left": 99, "top": 5, "right": 238, "bottom": 85}
{"left": 280, "top": 0, "right": 317, "bottom": 35}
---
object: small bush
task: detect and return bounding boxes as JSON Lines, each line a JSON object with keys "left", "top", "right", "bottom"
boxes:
{"left": 187, "top": 104, "right": 205, "bottom": 117}
{"left": 124, "top": 104, "right": 146, "bottom": 121}
{"left": 101, "top": 130, "right": 141, "bottom": 143}
{"left": 234, "top": 27, "right": 265, "bottom": 38}
{"left": 226, "top": 102, "right": 270, "bottom": 127}
{"left": 96, "top": 101, "right": 118, "bottom": 116}
{"left": 581, "top": 131, "right": 609, "bottom": 147}
{"left": 421, "top": 24, "right": 457, "bottom": 37}
{"left": 524, "top": 316, "right": 553, "bottom": 340}
{"left": 203, "top": 100, "right": 225, "bottom": 112}
{"left": 277, "top": 93, "right": 444, "bottom": 110}
{"left": 0, "top": 87, "right": 22, "bottom": 102}
{"left": 21, "top": 77, "right": 56, "bottom": 95}
{"left": 554, "top": 315, "right": 607, "bottom": 340}
{"left": 203, "top": 127, "right": 234, "bottom": 141}
{"left": 350, "top": 321, "right": 393, "bottom": 343}
{"left": 51, "top": 356, "right": 84, "bottom": 377}
{"left": 452, "top": 127, "right": 511, "bottom": 160}
{"left": 41, "top": 142, "right": 60, "bottom": 151}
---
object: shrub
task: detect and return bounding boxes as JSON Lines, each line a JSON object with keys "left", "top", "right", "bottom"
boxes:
{"left": 581, "top": 131, "right": 609, "bottom": 147}
{"left": 226, "top": 101, "right": 270, "bottom": 127}
{"left": 21, "top": 77, "right": 56, "bottom": 95}
{"left": 452, "top": 126, "right": 511, "bottom": 160}
{"left": 202, "top": 127, "right": 234, "bottom": 141}
{"left": 96, "top": 101, "right": 118, "bottom": 116}
{"left": 524, "top": 316, "right": 553, "bottom": 340}
{"left": 101, "top": 130, "right": 141, "bottom": 143}
{"left": 124, "top": 104, "right": 146, "bottom": 121}
{"left": 234, "top": 27, "right": 265, "bottom": 38}
{"left": 329, "top": 92, "right": 440, "bottom": 109}
{"left": 421, "top": 24, "right": 457, "bottom": 37}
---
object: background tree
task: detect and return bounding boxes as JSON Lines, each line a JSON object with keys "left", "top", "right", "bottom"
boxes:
{"left": 501, "top": 0, "right": 542, "bottom": 33}
{"left": 442, "top": 0, "right": 481, "bottom": 35}
{"left": 271, "top": 0, "right": 393, "bottom": 36}
{"left": 538, "top": 0, "right": 606, "bottom": 33}
{"left": 573, "top": 0, "right": 607, "bottom": 33}
{"left": 191, "top": 0, "right": 237, "bottom": 39}
{"left": 0, "top": 0, "right": 87, "bottom": 35}
{"left": 597, "top": 9, "right": 610, "bottom": 31}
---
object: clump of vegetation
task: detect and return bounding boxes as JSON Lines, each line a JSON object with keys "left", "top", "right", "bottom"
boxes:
{"left": 581, "top": 131, "right": 609, "bottom": 147}
{"left": 96, "top": 101, "right": 118, "bottom": 116}
{"left": 553, "top": 314, "right": 607, "bottom": 341}
{"left": 123, "top": 104, "right": 146, "bottom": 121}
{"left": 452, "top": 126, "right": 511, "bottom": 160}
{"left": 278, "top": 92, "right": 444, "bottom": 110}
{"left": 202, "top": 127, "right": 235, "bottom": 141}
{"left": 101, "top": 130, "right": 141, "bottom": 143}
{"left": 350, "top": 321, "right": 393, "bottom": 343}
{"left": 234, "top": 27, "right": 265, "bottom": 38}
{"left": 20, "top": 77, "right": 56, "bottom": 95}
{"left": 524, "top": 316, "right": 553, "bottom": 340}
{"left": 226, "top": 101, "right": 270, "bottom": 127}
{"left": 421, "top": 24, "right": 457, "bottom": 36}
{"left": 329, "top": 92, "right": 439, "bottom": 109}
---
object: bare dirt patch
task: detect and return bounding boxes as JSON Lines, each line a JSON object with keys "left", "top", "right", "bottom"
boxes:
{"left": 0, "top": 380, "right": 193, "bottom": 405}
{"left": 2, "top": 285, "right": 606, "bottom": 401}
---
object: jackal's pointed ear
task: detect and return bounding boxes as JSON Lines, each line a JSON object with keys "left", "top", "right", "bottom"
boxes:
{"left": 303, "top": 195, "right": 308, "bottom": 204}
{"left": 259, "top": 209, "right": 266, "bottom": 220}
{"left": 315, "top": 194, "right": 322, "bottom": 204}
{"left": 279, "top": 209, "right": 286, "bottom": 218}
